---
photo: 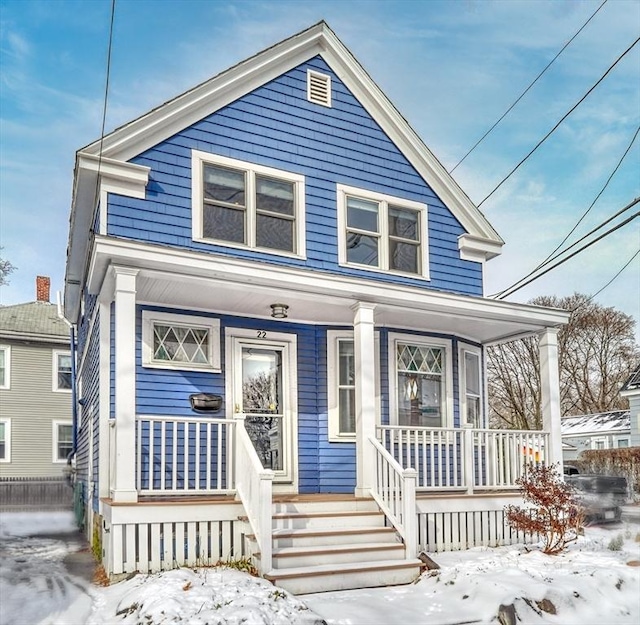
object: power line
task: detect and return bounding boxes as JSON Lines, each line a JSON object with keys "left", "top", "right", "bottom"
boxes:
{"left": 571, "top": 248, "right": 640, "bottom": 312}
{"left": 477, "top": 35, "right": 640, "bottom": 208}
{"left": 450, "top": 0, "right": 608, "bottom": 173}
{"left": 492, "top": 126, "right": 640, "bottom": 298}
{"left": 496, "top": 202, "right": 640, "bottom": 298}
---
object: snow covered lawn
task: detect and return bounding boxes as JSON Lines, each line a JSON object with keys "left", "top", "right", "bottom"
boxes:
{"left": 1, "top": 511, "right": 639, "bottom": 625}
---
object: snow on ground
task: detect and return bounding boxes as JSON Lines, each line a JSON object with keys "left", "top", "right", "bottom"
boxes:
{"left": 1, "top": 511, "right": 639, "bottom": 625}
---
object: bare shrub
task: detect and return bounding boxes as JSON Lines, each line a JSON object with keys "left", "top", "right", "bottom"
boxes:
{"left": 505, "top": 463, "right": 583, "bottom": 555}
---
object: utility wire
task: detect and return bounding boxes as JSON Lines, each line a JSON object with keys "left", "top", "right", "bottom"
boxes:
{"left": 477, "top": 35, "right": 640, "bottom": 208}
{"left": 496, "top": 202, "right": 640, "bottom": 299}
{"left": 450, "top": 0, "right": 608, "bottom": 173}
{"left": 90, "top": 0, "right": 117, "bottom": 221}
{"left": 570, "top": 248, "right": 640, "bottom": 312}
{"left": 492, "top": 125, "right": 640, "bottom": 298}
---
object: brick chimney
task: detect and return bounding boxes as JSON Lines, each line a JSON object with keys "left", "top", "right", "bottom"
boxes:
{"left": 36, "top": 276, "right": 50, "bottom": 302}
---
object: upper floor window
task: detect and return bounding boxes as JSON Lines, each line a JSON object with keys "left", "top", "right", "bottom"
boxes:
{"left": 337, "top": 184, "right": 429, "bottom": 278}
{"left": 0, "top": 346, "right": 10, "bottom": 389}
{"left": 53, "top": 421, "right": 73, "bottom": 463}
{"left": 389, "top": 333, "right": 452, "bottom": 428}
{"left": 0, "top": 419, "right": 10, "bottom": 462}
{"left": 460, "top": 345, "right": 483, "bottom": 428}
{"left": 192, "top": 151, "right": 306, "bottom": 257}
{"left": 142, "top": 310, "right": 221, "bottom": 372}
{"left": 53, "top": 351, "right": 72, "bottom": 392}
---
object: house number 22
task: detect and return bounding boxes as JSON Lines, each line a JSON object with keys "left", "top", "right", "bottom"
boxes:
{"left": 257, "top": 330, "right": 267, "bottom": 339}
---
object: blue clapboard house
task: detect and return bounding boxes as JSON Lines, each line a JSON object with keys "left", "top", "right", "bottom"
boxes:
{"left": 64, "top": 22, "right": 568, "bottom": 593}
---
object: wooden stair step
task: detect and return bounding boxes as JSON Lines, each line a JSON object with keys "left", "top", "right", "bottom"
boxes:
{"left": 265, "top": 558, "right": 423, "bottom": 579}
{"left": 259, "top": 542, "right": 404, "bottom": 560}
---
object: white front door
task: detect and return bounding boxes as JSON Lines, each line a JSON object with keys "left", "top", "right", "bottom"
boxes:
{"left": 227, "top": 329, "right": 298, "bottom": 489}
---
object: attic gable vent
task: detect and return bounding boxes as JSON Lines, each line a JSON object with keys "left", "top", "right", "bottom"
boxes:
{"left": 307, "top": 70, "right": 332, "bottom": 107}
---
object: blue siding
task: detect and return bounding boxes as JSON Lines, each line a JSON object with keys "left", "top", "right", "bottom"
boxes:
{"left": 108, "top": 56, "right": 482, "bottom": 296}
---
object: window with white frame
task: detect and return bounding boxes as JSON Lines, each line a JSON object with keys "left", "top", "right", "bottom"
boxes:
{"left": 390, "top": 334, "right": 452, "bottom": 428}
{"left": 53, "top": 421, "right": 73, "bottom": 462}
{"left": 0, "top": 420, "right": 10, "bottom": 462}
{"left": 327, "top": 331, "right": 380, "bottom": 441}
{"left": 337, "top": 184, "right": 428, "bottom": 278}
{"left": 53, "top": 351, "right": 72, "bottom": 392}
{"left": 593, "top": 439, "right": 606, "bottom": 450}
{"left": 0, "top": 346, "right": 10, "bottom": 389}
{"left": 460, "top": 345, "right": 483, "bottom": 427}
{"left": 617, "top": 438, "right": 629, "bottom": 448}
{"left": 142, "top": 310, "right": 221, "bottom": 372}
{"left": 192, "top": 151, "right": 306, "bottom": 256}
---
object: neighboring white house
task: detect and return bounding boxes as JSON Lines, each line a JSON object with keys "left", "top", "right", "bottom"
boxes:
{"left": 621, "top": 365, "right": 640, "bottom": 448}
{"left": 0, "top": 276, "right": 73, "bottom": 478}
{"left": 561, "top": 410, "right": 631, "bottom": 462}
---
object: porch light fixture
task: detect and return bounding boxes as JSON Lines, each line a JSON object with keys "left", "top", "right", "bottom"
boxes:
{"left": 270, "top": 303, "right": 289, "bottom": 319}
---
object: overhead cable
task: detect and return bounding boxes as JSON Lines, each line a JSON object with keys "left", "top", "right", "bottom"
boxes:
{"left": 477, "top": 35, "right": 640, "bottom": 208}
{"left": 450, "top": 0, "right": 608, "bottom": 173}
{"left": 492, "top": 126, "right": 640, "bottom": 298}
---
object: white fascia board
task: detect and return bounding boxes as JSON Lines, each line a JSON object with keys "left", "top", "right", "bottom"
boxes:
{"left": 77, "top": 22, "right": 502, "bottom": 249}
{"left": 88, "top": 237, "right": 569, "bottom": 329}
{"left": 458, "top": 234, "right": 504, "bottom": 262}
{"left": 64, "top": 155, "right": 150, "bottom": 321}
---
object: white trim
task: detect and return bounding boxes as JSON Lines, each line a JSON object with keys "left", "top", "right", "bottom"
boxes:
{"left": 326, "top": 330, "right": 380, "bottom": 442}
{"left": 52, "top": 350, "right": 73, "bottom": 393}
{"left": 141, "top": 309, "right": 221, "bottom": 372}
{"left": 98, "top": 296, "right": 112, "bottom": 503}
{"left": 0, "top": 345, "right": 10, "bottom": 390}
{"left": 337, "top": 183, "right": 429, "bottom": 279}
{"left": 616, "top": 437, "right": 630, "bottom": 448}
{"left": 307, "top": 69, "right": 332, "bottom": 107}
{"left": 0, "top": 418, "right": 10, "bottom": 462}
{"left": 458, "top": 234, "right": 503, "bottom": 263}
{"left": 388, "top": 333, "right": 454, "bottom": 428}
{"left": 225, "top": 327, "right": 299, "bottom": 492}
{"left": 191, "top": 150, "right": 306, "bottom": 259}
{"left": 52, "top": 419, "right": 73, "bottom": 463}
{"left": 458, "top": 343, "right": 483, "bottom": 428}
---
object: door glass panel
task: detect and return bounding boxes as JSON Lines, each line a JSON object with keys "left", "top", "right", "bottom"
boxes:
{"left": 242, "top": 347, "right": 284, "bottom": 471}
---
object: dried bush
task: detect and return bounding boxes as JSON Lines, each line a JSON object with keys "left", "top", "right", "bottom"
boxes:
{"left": 505, "top": 463, "right": 583, "bottom": 555}
{"left": 575, "top": 448, "right": 640, "bottom": 495}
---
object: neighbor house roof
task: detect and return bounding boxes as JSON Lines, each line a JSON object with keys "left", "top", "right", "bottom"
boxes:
{"left": 620, "top": 364, "right": 640, "bottom": 394}
{"left": 0, "top": 301, "right": 70, "bottom": 343}
{"left": 561, "top": 410, "right": 630, "bottom": 437}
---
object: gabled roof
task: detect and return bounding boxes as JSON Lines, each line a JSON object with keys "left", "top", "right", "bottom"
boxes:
{"left": 0, "top": 301, "right": 70, "bottom": 343}
{"left": 620, "top": 364, "right": 640, "bottom": 394}
{"left": 561, "top": 410, "right": 630, "bottom": 437}
{"left": 66, "top": 22, "right": 503, "bottom": 318}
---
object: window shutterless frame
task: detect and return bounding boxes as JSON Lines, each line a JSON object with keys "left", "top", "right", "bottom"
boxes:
{"left": 52, "top": 350, "right": 72, "bottom": 392}
{"left": 0, "top": 419, "right": 10, "bottom": 462}
{"left": 0, "top": 345, "right": 10, "bottom": 390}
{"left": 459, "top": 343, "right": 484, "bottom": 428}
{"left": 52, "top": 420, "right": 73, "bottom": 463}
{"left": 337, "top": 184, "right": 429, "bottom": 279}
{"left": 192, "top": 151, "right": 306, "bottom": 258}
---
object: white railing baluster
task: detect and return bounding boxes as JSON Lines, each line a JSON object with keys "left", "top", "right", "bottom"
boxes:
{"left": 195, "top": 422, "right": 201, "bottom": 491}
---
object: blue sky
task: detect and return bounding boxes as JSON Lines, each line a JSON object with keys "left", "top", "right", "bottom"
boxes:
{"left": 1, "top": 0, "right": 639, "bottom": 336}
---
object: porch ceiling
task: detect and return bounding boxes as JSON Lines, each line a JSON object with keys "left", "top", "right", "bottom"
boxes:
{"left": 91, "top": 237, "right": 569, "bottom": 344}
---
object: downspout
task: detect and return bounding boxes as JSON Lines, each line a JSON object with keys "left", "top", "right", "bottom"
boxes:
{"left": 57, "top": 291, "right": 78, "bottom": 458}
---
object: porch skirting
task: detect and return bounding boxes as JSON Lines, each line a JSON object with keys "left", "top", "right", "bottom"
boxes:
{"left": 99, "top": 492, "right": 534, "bottom": 579}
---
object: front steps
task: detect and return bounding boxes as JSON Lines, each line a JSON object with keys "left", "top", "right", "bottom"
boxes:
{"left": 251, "top": 496, "right": 423, "bottom": 594}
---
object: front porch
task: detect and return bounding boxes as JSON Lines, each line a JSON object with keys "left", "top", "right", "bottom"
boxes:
{"left": 99, "top": 416, "right": 548, "bottom": 588}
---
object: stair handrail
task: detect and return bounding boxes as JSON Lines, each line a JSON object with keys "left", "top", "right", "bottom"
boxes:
{"left": 369, "top": 436, "right": 417, "bottom": 559}
{"left": 234, "top": 415, "right": 274, "bottom": 573}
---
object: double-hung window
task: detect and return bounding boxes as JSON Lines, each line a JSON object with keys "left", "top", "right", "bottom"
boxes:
{"left": 0, "top": 419, "right": 10, "bottom": 462}
{"left": 337, "top": 184, "right": 428, "bottom": 278}
{"left": 53, "top": 351, "right": 72, "bottom": 392}
{"left": 327, "top": 331, "right": 379, "bottom": 441}
{"left": 53, "top": 421, "right": 73, "bottom": 462}
{"left": 460, "top": 345, "right": 483, "bottom": 427}
{"left": 192, "top": 151, "right": 306, "bottom": 257}
{"left": 389, "top": 334, "right": 452, "bottom": 428}
{"left": 0, "top": 346, "right": 10, "bottom": 389}
{"left": 142, "top": 311, "right": 221, "bottom": 372}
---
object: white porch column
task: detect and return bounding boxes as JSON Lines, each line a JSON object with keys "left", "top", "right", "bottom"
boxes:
{"left": 352, "top": 302, "right": 377, "bottom": 498}
{"left": 111, "top": 266, "right": 139, "bottom": 503}
{"left": 539, "top": 328, "right": 563, "bottom": 472}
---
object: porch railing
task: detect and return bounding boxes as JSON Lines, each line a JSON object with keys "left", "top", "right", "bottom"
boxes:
{"left": 378, "top": 425, "right": 549, "bottom": 493}
{"left": 234, "top": 416, "right": 274, "bottom": 574}
{"left": 369, "top": 436, "right": 417, "bottom": 558}
{"left": 136, "top": 415, "right": 236, "bottom": 495}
